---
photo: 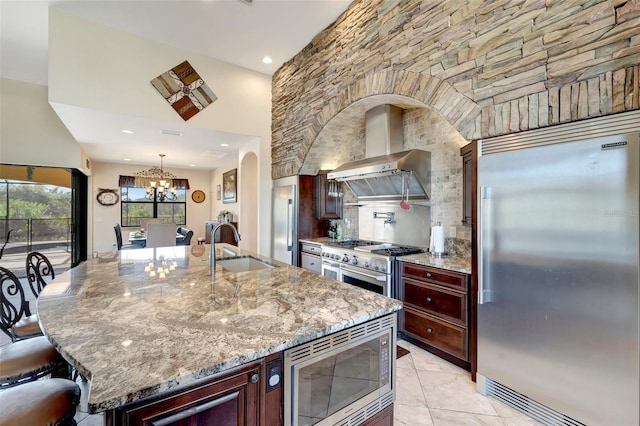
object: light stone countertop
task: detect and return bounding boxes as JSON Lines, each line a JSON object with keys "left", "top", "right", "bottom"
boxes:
{"left": 37, "top": 244, "right": 402, "bottom": 413}
{"left": 298, "top": 237, "right": 332, "bottom": 244}
{"left": 398, "top": 253, "right": 472, "bottom": 275}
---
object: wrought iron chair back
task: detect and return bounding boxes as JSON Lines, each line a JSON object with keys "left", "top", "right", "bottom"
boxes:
{"left": 26, "top": 251, "right": 55, "bottom": 300}
{"left": 0, "top": 267, "right": 31, "bottom": 341}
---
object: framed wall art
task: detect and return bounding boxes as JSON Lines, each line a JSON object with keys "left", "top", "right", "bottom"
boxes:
{"left": 222, "top": 169, "right": 237, "bottom": 204}
{"left": 150, "top": 60, "right": 217, "bottom": 121}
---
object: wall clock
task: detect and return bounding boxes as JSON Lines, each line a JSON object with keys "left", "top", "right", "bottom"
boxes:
{"left": 96, "top": 188, "right": 119, "bottom": 206}
{"left": 191, "top": 190, "right": 206, "bottom": 203}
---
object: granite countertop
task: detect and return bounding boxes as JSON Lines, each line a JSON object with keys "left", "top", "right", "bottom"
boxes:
{"left": 398, "top": 252, "right": 472, "bottom": 275}
{"left": 298, "top": 237, "right": 332, "bottom": 244}
{"left": 37, "top": 244, "right": 401, "bottom": 413}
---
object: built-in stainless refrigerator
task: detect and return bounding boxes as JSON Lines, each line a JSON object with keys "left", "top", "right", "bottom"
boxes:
{"left": 477, "top": 112, "right": 639, "bottom": 426}
{"left": 272, "top": 175, "right": 327, "bottom": 265}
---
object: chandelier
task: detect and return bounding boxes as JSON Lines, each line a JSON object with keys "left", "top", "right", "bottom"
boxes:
{"left": 134, "top": 154, "right": 177, "bottom": 202}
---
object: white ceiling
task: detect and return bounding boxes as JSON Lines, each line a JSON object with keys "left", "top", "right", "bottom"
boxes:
{"left": 0, "top": 0, "right": 352, "bottom": 170}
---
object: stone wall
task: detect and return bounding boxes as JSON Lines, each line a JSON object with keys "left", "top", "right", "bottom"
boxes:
{"left": 272, "top": 0, "right": 640, "bottom": 179}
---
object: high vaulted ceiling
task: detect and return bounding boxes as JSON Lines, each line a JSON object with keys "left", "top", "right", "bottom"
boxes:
{"left": 0, "top": 0, "right": 352, "bottom": 170}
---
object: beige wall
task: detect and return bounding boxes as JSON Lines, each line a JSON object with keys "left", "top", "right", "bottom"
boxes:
{"left": 91, "top": 161, "right": 214, "bottom": 253}
{"left": 0, "top": 78, "right": 83, "bottom": 170}
{"left": 4, "top": 8, "right": 275, "bottom": 258}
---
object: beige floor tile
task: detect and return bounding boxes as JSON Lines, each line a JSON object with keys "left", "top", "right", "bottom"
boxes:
{"left": 395, "top": 365, "right": 428, "bottom": 407}
{"left": 430, "top": 408, "right": 506, "bottom": 426}
{"left": 394, "top": 403, "right": 434, "bottom": 426}
{"left": 401, "top": 340, "right": 468, "bottom": 375}
{"left": 417, "top": 370, "right": 498, "bottom": 416}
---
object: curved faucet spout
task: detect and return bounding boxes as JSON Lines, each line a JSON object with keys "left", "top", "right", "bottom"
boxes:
{"left": 210, "top": 222, "right": 242, "bottom": 271}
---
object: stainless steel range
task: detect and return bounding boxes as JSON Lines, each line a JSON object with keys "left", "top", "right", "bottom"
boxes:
{"left": 321, "top": 240, "right": 424, "bottom": 298}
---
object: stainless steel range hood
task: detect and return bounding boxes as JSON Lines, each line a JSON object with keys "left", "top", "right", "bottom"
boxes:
{"left": 327, "top": 105, "right": 431, "bottom": 203}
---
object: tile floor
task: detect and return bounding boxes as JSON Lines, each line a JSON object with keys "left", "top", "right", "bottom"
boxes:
{"left": 394, "top": 339, "right": 542, "bottom": 426}
{"left": 68, "top": 339, "right": 543, "bottom": 425}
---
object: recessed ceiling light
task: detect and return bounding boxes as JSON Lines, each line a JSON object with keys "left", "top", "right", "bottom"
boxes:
{"left": 221, "top": 143, "right": 230, "bottom": 147}
{"left": 124, "top": 158, "right": 132, "bottom": 161}
{"left": 160, "top": 129, "right": 183, "bottom": 136}
{"left": 262, "top": 56, "right": 272, "bottom": 64}
{"left": 122, "top": 129, "right": 134, "bottom": 134}
{"left": 189, "top": 164, "right": 196, "bottom": 167}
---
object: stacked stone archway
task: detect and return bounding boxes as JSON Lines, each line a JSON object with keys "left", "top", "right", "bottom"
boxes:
{"left": 273, "top": 70, "right": 480, "bottom": 179}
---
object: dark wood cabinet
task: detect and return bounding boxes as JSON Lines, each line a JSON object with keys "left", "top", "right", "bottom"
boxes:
{"left": 399, "top": 262, "right": 471, "bottom": 371}
{"left": 205, "top": 221, "right": 239, "bottom": 246}
{"left": 460, "top": 142, "right": 477, "bottom": 227}
{"left": 315, "top": 171, "right": 342, "bottom": 220}
{"left": 362, "top": 404, "right": 394, "bottom": 426}
{"left": 298, "top": 176, "right": 328, "bottom": 239}
{"left": 108, "top": 353, "right": 283, "bottom": 426}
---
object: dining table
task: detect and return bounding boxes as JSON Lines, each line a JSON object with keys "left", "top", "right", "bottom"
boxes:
{"left": 128, "top": 231, "right": 184, "bottom": 247}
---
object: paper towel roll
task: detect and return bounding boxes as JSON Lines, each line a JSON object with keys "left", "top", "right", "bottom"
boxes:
{"left": 431, "top": 225, "right": 445, "bottom": 255}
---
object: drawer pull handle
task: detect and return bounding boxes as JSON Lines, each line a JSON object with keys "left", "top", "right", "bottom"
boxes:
{"left": 426, "top": 297, "right": 432, "bottom": 302}
{"left": 310, "top": 262, "right": 315, "bottom": 266}
{"left": 426, "top": 273, "right": 432, "bottom": 277}
{"left": 427, "top": 328, "right": 433, "bottom": 334}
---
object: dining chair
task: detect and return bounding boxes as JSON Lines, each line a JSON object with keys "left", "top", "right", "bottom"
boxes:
{"left": 140, "top": 218, "right": 162, "bottom": 232}
{"left": 114, "top": 223, "right": 134, "bottom": 250}
{"left": 176, "top": 227, "right": 194, "bottom": 246}
{"left": 0, "top": 378, "right": 81, "bottom": 425}
{"left": 0, "top": 267, "right": 42, "bottom": 342}
{"left": 146, "top": 223, "right": 178, "bottom": 248}
{"left": 26, "top": 251, "right": 55, "bottom": 300}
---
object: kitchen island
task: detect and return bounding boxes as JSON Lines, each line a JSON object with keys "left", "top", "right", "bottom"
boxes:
{"left": 37, "top": 244, "right": 402, "bottom": 424}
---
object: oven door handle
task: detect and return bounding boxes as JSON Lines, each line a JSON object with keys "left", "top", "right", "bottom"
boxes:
{"left": 340, "top": 265, "right": 387, "bottom": 282}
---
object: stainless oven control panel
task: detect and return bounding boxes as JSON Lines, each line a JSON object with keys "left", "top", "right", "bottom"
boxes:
{"left": 320, "top": 247, "right": 390, "bottom": 274}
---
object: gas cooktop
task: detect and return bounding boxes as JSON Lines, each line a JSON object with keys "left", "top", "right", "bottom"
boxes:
{"left": 325, "top": 239, "right": 382, "bottom": 249}
{"left": 325, "top": 240, "right": 426, "bottom": 257}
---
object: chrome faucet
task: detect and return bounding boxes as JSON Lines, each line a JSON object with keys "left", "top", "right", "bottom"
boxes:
{"left": 209, "top": 222, "right": 241, "bottom": 270}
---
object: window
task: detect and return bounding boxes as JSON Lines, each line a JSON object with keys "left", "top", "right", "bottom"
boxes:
{"left": 121, "top": 186, "right": 186, "bottom": 227}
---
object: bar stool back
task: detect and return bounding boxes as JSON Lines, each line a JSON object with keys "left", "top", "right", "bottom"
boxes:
{"left": 0, "top": 266, "right": 42, "bottom": 341}
{"left": 26, "top": 251, "right": 55, "bottom": 300}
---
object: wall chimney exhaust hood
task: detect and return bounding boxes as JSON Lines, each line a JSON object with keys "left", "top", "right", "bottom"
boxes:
{"left": 327, "top": 105, "right": 431, "bottom": 204}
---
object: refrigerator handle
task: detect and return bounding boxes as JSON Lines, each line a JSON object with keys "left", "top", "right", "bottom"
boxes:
{"left": 286, "top": 199, "right": 293, "bottom": 251}
{"left": 478, "top": 186, "right": 488, "bottom": 305}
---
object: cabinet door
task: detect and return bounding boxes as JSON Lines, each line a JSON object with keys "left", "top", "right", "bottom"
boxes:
{"left": 403, "top": 306, "right": 468, "bottom": 360}
{"left": 114, "top": 360, "right": 262, "bottom": 426}
{"left": 315, "top": 172, "right": 343, "bottom": 220}
{"left": 460, "top": 142, "right": 476, "bottom": 227}
{"left": 300, "top": 253, "right": 321, "bottom": 273}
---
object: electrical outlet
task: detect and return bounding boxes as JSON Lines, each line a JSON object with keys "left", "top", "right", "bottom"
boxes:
{"left": 448, "top": 226, "right": 456, "bottom": 238}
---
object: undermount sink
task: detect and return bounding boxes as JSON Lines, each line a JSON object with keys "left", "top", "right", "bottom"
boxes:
{"left": 216, "top": 255, "right": 277, "bottom": 272}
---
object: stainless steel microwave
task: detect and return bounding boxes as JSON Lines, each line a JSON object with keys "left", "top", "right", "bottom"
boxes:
{"left": 284, "top": 314, "right": 396, "bottom": 426}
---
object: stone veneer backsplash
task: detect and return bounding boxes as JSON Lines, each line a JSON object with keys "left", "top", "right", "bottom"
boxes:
{"left": 301, "top": 106, "right": 471, "bottom": 246}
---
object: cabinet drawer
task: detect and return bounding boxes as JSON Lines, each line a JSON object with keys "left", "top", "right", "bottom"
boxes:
{"left": 300, "top": 253, "right": 321, "bottom": 273}
{"left": 402, "top": 306, "right": 467, "bottom": 360}
{"left": 402, "top": 263, "right": 466, "bottom": 290}
{"left": 402, "top": 278, "right": 467, "bottom": 325}
{"left": 301, "top": 243, "right": 322, "bottom": 255}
